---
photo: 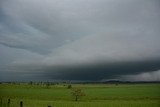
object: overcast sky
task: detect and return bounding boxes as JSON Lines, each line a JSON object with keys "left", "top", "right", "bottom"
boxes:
{"left": 0, "top": 0, "right": 160, "bottom": 81}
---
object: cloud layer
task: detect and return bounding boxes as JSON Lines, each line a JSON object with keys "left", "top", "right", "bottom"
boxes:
{"left": 121, "top": 70, "right": 160, "bottom": 81}
{"left": 0, "top": 0, "right": 160, "bottom": 81}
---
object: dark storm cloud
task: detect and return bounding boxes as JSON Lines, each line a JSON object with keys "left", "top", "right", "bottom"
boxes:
{"left": 42, "top": 59, "right": 160, "bottom": 81}
{"left": 1, "top": 59, "right": 160, "bottom": 81}
{"left": 121, "top": 70, "right": 160, "bottom": 81}
{"left": 0, "top": 0, "right": 160, "bottom": 81}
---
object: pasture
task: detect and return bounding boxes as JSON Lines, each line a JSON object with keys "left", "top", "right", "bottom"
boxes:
{"left": 0, "top": 83, "right": 160, "bottom": 107}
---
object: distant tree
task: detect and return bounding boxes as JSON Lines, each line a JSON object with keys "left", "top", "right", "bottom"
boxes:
{"left": 29, "top": 81, "right": 33, "bottom": 85}
{"left": 46, "top": 82, "right": 50, "bottom": 88}
{"left": 67, "top": 84, "right": 72, "bottom": 89}
{"left": 71, "top": 88, "right": 85, "bottom": 101}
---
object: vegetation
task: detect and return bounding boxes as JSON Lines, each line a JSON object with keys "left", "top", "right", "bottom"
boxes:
{"left": 67, "top": 84, "right": 72, "bottom": 89}
{"left": 71, "top": 88, "right": 85, "bottom": 101}
{"left": 0, "top": 83, "right": 160, "bottom": 107}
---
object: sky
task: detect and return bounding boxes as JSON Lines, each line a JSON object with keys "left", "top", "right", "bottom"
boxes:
{"left": 0, "top": 0, "right": 160, "bottom": 81}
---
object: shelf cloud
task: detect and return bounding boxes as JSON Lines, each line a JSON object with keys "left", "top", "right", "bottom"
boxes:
{"left": 0, "top": 0, "right": 160, "bottom": 81}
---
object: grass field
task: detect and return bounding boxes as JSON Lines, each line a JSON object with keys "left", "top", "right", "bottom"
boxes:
{"left": 0, "top": 83, "right": 160, "bottom": 107}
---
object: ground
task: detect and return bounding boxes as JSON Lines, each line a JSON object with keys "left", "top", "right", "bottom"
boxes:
{"left": 0, "top": 83, "right": 160, "bottom": 107}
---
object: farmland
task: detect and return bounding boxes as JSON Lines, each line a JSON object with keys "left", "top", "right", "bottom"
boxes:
{"left": 0, "top": 83, "right": 160, "bottom": 107}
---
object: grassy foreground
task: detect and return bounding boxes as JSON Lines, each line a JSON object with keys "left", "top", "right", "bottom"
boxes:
{"left": 0, "top": 83, "right": 160, "bottom": 107}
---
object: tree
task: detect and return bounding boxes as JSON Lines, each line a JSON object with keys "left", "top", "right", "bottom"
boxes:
{"left": 67, "top": 84, "right": 72, "bottom": 89}
{"left": 71, "top": 88, "right": 85, "bottom": 101}
{"left": 46, "top": 81, "right": 50, "bottom": 89}
{"left": 29, "top": 81, "right": 33, "bottom": 85}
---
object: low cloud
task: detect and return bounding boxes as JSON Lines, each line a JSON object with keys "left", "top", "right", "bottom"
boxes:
{"left": 121, "top": 70, "right": 160, "bottom": 81}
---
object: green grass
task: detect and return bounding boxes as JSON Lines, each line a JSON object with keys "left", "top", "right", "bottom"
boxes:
{"left": 1, "top": 99, "right": 159, "bottom": 107}
{"left": 0, "top": 83, "right": 160, "bottom": 107}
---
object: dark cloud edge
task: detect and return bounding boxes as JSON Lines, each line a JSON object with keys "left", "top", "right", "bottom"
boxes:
{"left": 42, "top": 59, "right": 160, "bottom": 81}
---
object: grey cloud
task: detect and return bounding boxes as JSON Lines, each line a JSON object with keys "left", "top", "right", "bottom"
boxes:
{"left": 1, "top": 0, "right": 159, "bottom": 54}
{"left": 0, "top": 0, "right": 160, "bottom": 81}
{"left": 42, "top": 33, "right": 160, "bottom": 66}
{"left": 120, "top": 70, "right": 160, "bottom": 81}
{"left": 3, "top": 59, "right": 160, "bottom": 81}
